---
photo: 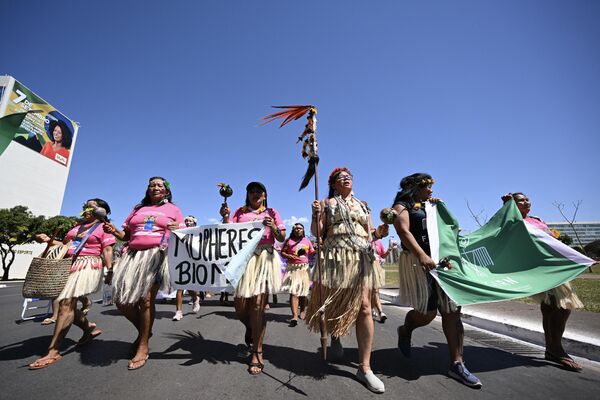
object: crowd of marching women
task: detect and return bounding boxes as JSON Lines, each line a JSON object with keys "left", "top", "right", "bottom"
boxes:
{"left": 26, "top": 172, "right": 586, "bottom": 394}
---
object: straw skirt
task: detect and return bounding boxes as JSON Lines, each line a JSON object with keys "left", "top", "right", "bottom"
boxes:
{"left": 531, "top": 282, "right": 583, "bottom": 310}
{"left": 306, "top": 236, "right": 383, "bottom": 338}
{"left": 281, "top": 263, "right": 310, "bottom": 297}
{"left": 112, "top": 247, "right": 170, "bottom": 305}
{"left": 235, "top": 246, "right": 282, "bottom": 298}
{"left": 57, "top": 256, "right": 103, "bottom": 301}
{"left": 398, "top": 250, "right": 458, "bottom": 314}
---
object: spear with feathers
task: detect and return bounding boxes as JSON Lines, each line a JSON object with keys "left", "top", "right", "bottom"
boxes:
{"left": 260, "top": 105, "right": 328, "bottom": 359}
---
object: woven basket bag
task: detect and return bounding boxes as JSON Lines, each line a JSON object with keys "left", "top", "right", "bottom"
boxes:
{"left": 22, "top": 244, "right": 71, "bottom": 299}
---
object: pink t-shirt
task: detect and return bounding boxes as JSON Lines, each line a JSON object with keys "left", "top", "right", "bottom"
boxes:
{"left": 371, "top": 240, "right": 387, "bottom": 262}
{"left": 282, "top": 237, "right": 315, "bottom": 264}
{"left": 524, "top": 216, "right": 557, "bottom": 237}
{"left": 230, "top": 207, "right": 285, "bottom": 246}
{"left": 122, "top": 202, "right": 185, "bottom": 250}
{"left": 65, "top": 223, "right": 116, "bottom": 257}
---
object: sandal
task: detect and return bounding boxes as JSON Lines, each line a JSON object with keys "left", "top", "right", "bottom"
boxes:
{"left": 29, "top": 354, "right": 63, "bottom": 370}
{"left": 247, "top": 351, "right": 264, "bottom": 375}
{"left": 289, "top": 319, "right": 298, "bottom": 327}
{"left": 41, "top": 318, "right": 56, "bottom": 325}
{"left": 545, "top": 351, "right": 582, "bottom": 372}
{"left": 128, "top": 355, "right": 149, "bottom": 371}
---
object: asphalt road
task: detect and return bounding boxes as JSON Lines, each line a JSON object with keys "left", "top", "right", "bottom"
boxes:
{"left": 1, "top": 282, "right": 600, "bottom": 400}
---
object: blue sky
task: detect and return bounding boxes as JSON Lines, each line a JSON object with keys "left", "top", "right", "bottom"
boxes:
{"left": 2, "top": 1, "right": 599, "bottom": 236}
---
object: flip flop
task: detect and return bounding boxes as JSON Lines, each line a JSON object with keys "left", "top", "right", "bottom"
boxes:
{"left": 41, "top": 318, "right": 56, "bottom": 325}
{"left": 545, "top": 351, "right": 582, "bottom": 372}
{"left": 29, "top": 354, "right": 63, "bottom": 370}
{"left": 128, "top": 355, "right": 149, "bottom": 371}
{"left": 77, "top": 328, "right": 103, "bottom": 347}
{"left": 288, "top": 319, "right": 298, "bottom": 327}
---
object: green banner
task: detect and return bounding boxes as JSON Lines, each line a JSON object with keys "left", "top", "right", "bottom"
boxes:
{"left": 427, "top": 201, "right": 595, "bottom": 305}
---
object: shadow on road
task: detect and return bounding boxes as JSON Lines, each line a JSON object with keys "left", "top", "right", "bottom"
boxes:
{"left": 371, "top": 342, "right": 548, "bottom": 380}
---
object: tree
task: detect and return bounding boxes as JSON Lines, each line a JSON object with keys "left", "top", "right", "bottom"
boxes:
{"left": 0, "top": 207, "right": 77, "bottom": 281}
{"left": 0, "top": 206, "right": 43, "bottom": 281}
{"left": 584, "top": 240, "right": 600, "bottom": 261}
{"left": 38, "top": 215, "right": 79, "bottom": 240}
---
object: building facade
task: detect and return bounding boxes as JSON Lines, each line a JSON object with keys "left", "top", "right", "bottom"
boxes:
{"left": 546, "top": 221, "right": 600, "bottom": 246}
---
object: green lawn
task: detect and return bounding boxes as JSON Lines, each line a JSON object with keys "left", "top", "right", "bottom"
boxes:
{"left": 382, "top": 264, "right": 398, "bottom": 287}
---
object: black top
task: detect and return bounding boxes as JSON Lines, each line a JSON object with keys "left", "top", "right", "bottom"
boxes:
{"left": 396, "top": 201, "right": 430, "bottom": 256}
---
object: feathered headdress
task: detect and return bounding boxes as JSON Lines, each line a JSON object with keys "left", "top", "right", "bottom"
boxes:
{"left": 260, "top": 105, "right": 318, "bottom": 190}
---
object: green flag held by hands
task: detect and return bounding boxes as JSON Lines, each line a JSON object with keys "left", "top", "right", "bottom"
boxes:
{"left": 426, "top": 201, "right": 596, "bottom": 306}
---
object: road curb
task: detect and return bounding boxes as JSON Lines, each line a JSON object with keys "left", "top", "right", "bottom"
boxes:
{"left": 379, "top": 289, "right": 600, "bottom": 362}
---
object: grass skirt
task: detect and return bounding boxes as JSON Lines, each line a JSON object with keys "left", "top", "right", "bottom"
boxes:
{"left": 531, "top": 282, "right": 583, "bottom": 310}
{"left": 234, "top": 246, "right": 282, "bottom": 298}
{"left": 398, "top": 251, "right": 458, "bottom": 314}
{"left": 305, "top": 236, "right": 383, "bottom": 337}
{"left": 112, "top": 247, "right": 170, "bottom": 305}
{"left": 57, "top": 256, "right": 103, "bottom": 301}
{"left": 281, "top": 263, "right": 310, "bottom": 297}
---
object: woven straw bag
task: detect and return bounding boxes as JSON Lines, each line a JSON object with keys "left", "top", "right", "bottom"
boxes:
{"left": 22, "top": 244, "right": 72, "bottom": 299}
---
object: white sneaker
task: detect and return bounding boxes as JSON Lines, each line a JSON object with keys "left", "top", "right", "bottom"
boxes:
{"left": 172, "top": 310, "right": 183, "bottom": 321}
{"left": 192, "top": 299, "right": 200, "bottom": 313}
{"left": 356, "top": 369, "right": 385, "bottom": 393}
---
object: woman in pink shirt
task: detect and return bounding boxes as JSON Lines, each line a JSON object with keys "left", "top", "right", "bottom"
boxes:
{"left": 220, "top": 182, "right": 286, "bottom": 375}
{"left": 280, "top": 223, "right": 315, "bottom": 327}
{"left": 104, "top": 177, "right": 184, "bottom": 370}
{"left": 502, "top": 192, "right": 583, "bottom": 372}
{"left": 29, "top": 198, "right": 115, "bottom": 369}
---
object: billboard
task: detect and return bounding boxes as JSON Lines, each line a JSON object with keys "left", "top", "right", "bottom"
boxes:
{"left": 0, "top": 75, "right": 79, "bottom": 279}
{"left": 4, "top": 80, "right": 78, "bottom": 167}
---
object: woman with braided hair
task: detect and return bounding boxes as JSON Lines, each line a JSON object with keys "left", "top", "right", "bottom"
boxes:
{"left": 306, "top": 167, "right": 388, "bottom": 394}
{"left": 392, "top": 173, "right": 481, "bottom": 388}
{"left": 103, "top": 177, "right": 185, "bottom": 370}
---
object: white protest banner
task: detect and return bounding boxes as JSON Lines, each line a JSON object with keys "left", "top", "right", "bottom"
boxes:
{"left": 168, "top": 221, "right": 265, "bottom": 291}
